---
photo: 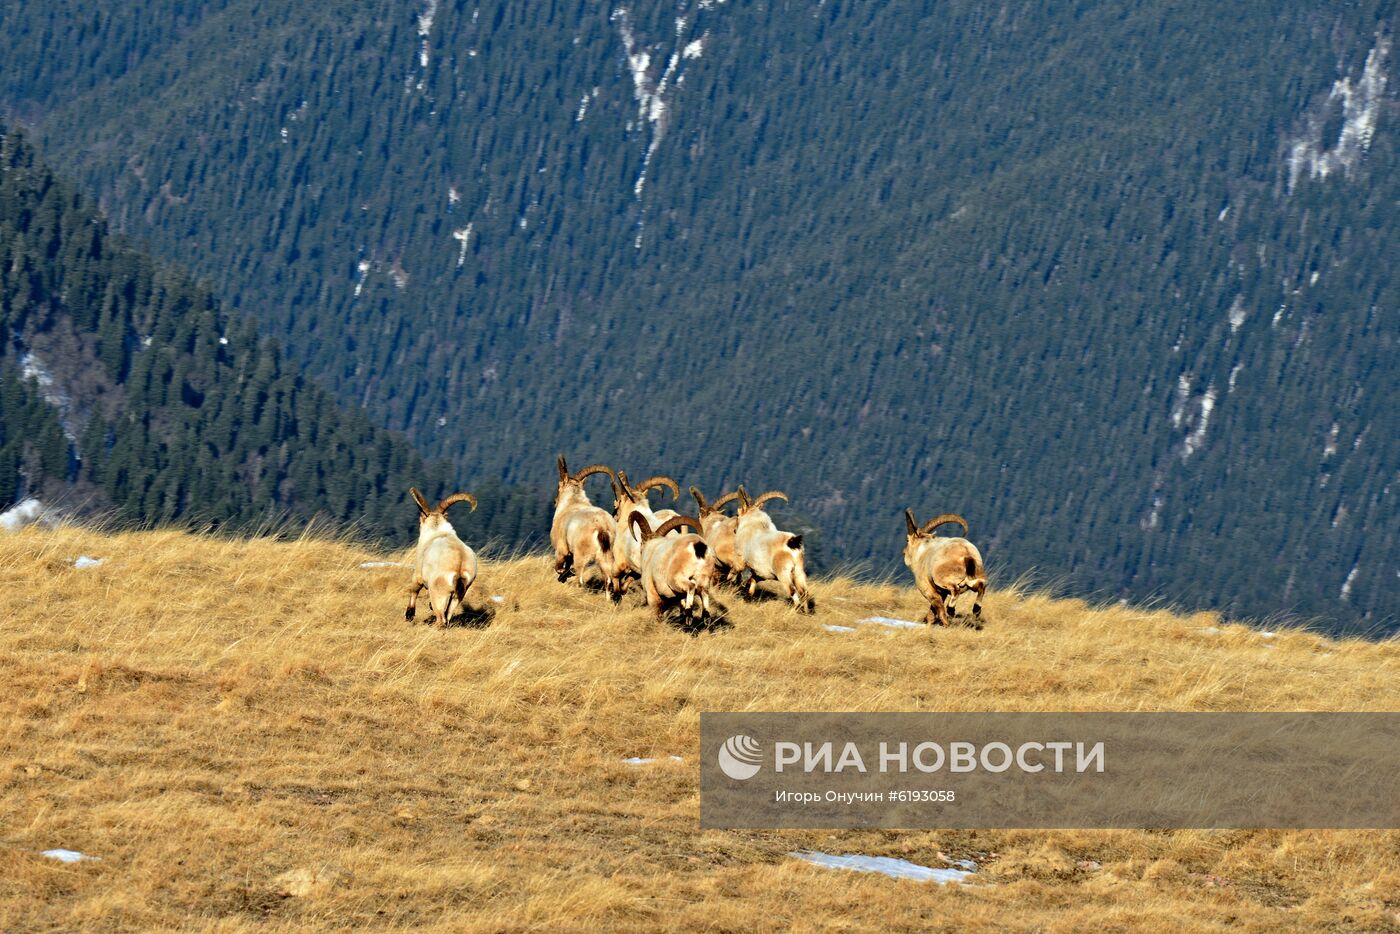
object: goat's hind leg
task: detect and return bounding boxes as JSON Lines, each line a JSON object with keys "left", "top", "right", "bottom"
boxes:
{"left": 405, "top": 580, "right": 424, "bottom": 622}
{"left": 970, "top": 581, "right": 987, "bottom": 629}
{"left": 928, "top": 587, "right": 952, "bottom": 627}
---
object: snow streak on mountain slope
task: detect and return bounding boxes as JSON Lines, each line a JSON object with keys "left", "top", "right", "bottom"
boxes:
{"left": 1288, "top": 37, "right": 1390, "bottom": 190}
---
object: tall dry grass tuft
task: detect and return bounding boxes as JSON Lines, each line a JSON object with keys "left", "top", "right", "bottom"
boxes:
{"left": 2, "top": 526, "right": 1398, "bottom": 930}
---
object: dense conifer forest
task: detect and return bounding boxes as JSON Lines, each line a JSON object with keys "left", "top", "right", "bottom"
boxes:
{"left": 0, "top": 125, "right": 549, "bottom": 544}
{"left": 1, "top": 2, "right": 1395, "bottom": 632}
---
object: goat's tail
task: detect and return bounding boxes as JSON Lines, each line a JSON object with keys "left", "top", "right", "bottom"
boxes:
{"left": 963, "top": 556, "right": 987, "bottom": 593}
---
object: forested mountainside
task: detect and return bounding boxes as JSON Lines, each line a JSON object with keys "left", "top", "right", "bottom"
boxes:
{"left": 1, "top": 2, "right": 1395, "bottom": 632}
{"left": 0, "top": 125, "right": 549, "bottom": 542}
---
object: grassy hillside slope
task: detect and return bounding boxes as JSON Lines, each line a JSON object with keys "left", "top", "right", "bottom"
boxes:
{"left": 3, "top": 527, "right": 1399, "bottom": 930}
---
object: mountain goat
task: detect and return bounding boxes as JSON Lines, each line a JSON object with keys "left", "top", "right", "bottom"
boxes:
{"left": 628, "top": 513, "right": 715, "bottom": 619}
{"left": 608, "top": 470, "right": 682, "bottom": 599}
{"left": 734, "top": 488, "right": 813, "bottom": 612}
{"left": 405, "top": 487, "right": 480, "bottom": 627}
{"left": 902, "top": 509, "right": 987, "bottom": 627}
{"left": 690, "top": 485, "right": 744, "bottom": 584}
{"left": 551, "top": 456, "right": 617, "bottom": 588}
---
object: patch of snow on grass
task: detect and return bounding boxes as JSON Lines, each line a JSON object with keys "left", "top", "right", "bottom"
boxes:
{"left": 43, "top": 849, "right": 99, "bottom": 863}
{"left": 855, "top": 616, "right": 923, "bottom": 629}
{"left": 824, "top": 624, "right": 856, "bottom": 632}
{"left": 359, "top": 561, "right": 410, "bottom": 569}
{"left": 73, "top": 556, "right": 103, "bottom": 569}
{"left": 791, "top": 851, "right": 975, "bottom": 884}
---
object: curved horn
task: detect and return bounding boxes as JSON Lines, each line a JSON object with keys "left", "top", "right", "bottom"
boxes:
{"left": 438, "top": 492, "right": 478, "bottom": 513}
{"left": 711, "top": 489, "right": 742, "bottom": 512}
{"left": 905, "top": 508, "right": 919, "bottom": 537}
{"left": 751, "top": 490, "right": 789, "bottom": 510}
{"left": 690, "top": 485, "right": 709, "bottom": 514}
{"left": 629, "top": 511, "right": 654, "bottom": 542}
{"left": 635, "top": 475, "right": 680, "bottom": 501}
{"left": 737, "top": 486, "right": 752, "bottom": 508}
{"left": 653, "top": 515, "right": 701, "bottom": 538}
{"left": 921, "top": 513, "right": 969, "bottom": 536}
{"left": 557, "top": 455, "right": 569, "bottom": 483}
{"left": 572, "top": 463, "right": 615, "bottom": 483}
{"left": 410, "top": 487, "right": 432, "bottom": 514}
{"left": 616, "top": 470, "right": 636, "bottom": 499}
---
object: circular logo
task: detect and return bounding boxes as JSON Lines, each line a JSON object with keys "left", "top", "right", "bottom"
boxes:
{"left": 718, "top": 734, "right": 762, "bottom": 780}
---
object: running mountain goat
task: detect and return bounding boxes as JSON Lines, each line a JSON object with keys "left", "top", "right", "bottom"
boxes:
{"left": 608, "top": 470, "right": 682, "bottom": 600}
{"left": 902, "top": 510, "right": 987, "bottom": 627}
{"left": 628, "top": 513, "right": 716, "bottom": 620}
{"left": 405, "top": 487, "right": 480, "bottom": 627}
{"left": 690, "top": 485, "right": 744, "bottom": 584}
{"left": 734, "top": 488, "right": 813, "bottom": 612}
{"left": 551, "top": 456, "right": 617, "bottom": 588}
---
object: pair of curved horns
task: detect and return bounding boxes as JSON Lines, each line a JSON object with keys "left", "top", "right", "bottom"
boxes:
{"left": 691, "top": 486, "right": 742, "bottom": 514}
{"left": 712, "top": 489, "right": 742, "bottom": 511}
{"left": 636, "top": 474, "right": 680, "bottom": 500}
{"left": 740, "top": 487, "right": 788, "bottom": 510}
{"left": 905, "top": 508, "right": 968, "bottom": 536}
{"left": 411, "top": 487, "right": 478, "bottom": 515}
{"left": 617, "top": 470, "right": 679, "bottom": 501}
{"left": 629, "top": 512, "right": 701, "bottom": 542}
{"left": 557, "top": 454, "right": 615, "bottom": 484}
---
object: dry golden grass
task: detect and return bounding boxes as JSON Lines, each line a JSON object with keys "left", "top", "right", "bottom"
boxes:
{"left": 2, "top": 526, "right": 1399, "bottom": 931}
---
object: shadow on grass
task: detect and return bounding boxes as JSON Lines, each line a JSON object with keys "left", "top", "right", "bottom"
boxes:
{"left": 738, "top": 580, "right": 818, "bottom": 615}
{"left": 406, "top": 602, "right": 496, "bottom": 629}
{"left": 449, "top": 602, "right": 497, "bottom": 629}
{"left": 660, "top": 602, "right": 735, "bottom": 636}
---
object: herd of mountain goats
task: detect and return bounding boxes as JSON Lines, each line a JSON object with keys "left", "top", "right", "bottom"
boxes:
{"left": 404, "top": 455, "right": 987, "bottom": 631}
